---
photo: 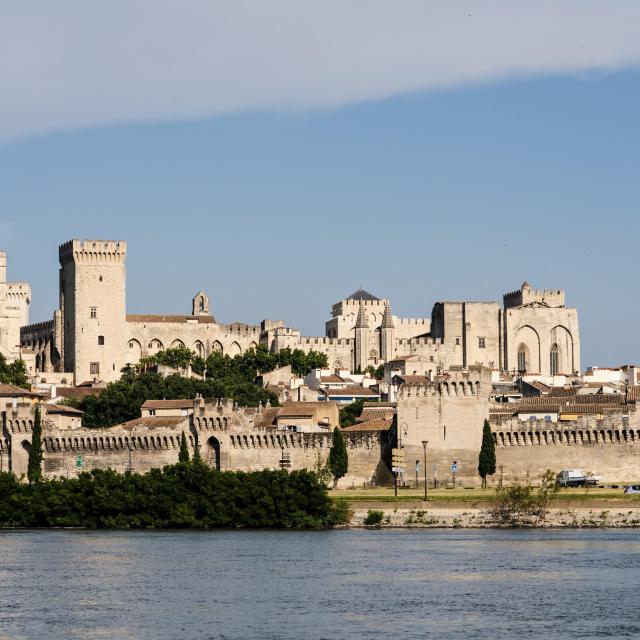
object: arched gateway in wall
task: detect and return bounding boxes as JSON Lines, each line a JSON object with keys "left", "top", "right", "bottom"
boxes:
{"left": 207, "top": 436, "right": 221, "bottom": 471}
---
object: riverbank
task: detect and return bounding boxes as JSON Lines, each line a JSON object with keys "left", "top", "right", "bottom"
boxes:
{"left": 348, "top": 504, "right": 640, "bottom": 528}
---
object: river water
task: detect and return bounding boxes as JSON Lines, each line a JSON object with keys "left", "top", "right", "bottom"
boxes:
{"left": 0, "top": 529, "right": 639, "bottom": 639}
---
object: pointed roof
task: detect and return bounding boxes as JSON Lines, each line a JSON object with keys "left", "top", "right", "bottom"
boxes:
{"left": 347, "top": 288, "right": 379, "bottom": 302}
{"left": 355, "top": 301, "right": 369, "bottom": 329}
{"left": 381, "top": 302, "right": 395, "bottom": 329}
{"left": 521, "top": 280, "right": 531, "bottom": 290}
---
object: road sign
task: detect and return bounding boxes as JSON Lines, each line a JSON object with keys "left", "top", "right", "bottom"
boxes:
{"left": 392, "top": 466, "right": 405, "bottom": 473}
{"left": 451, "top": 463, "right": 458, "bottom": 473}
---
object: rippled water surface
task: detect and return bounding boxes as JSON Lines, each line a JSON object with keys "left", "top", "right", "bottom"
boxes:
{"left": 1, "top": 529, "right": 639, "bottom": 639}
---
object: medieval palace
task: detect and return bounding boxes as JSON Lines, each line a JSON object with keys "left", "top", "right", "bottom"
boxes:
{"left": 4, "top": 239, "right": 640, "bottom": 487}
{"left": 2, "top": 239, "right": 580, "bottom": 385}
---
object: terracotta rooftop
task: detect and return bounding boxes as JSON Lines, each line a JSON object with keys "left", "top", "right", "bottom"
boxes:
{"left": 141, "top": 399, "right": 195, "bottom": 410}
{"left": 357, "top": 408, "right": 396, "bottom": 423}
{"left": 547, "top": 387, "right": 578, "bottom": 397}
{"left": 342, "top": 418, "right": 393, "bottom": 432}
{"left": 320, "top": 375, "right": 347, "bottom": 383}
{"left": 0, "top": 384, "right": 40, "bottom": 397}
{"left": 320, "top": 386, "right": 379, "bottom": 397}
{"left": 46, "top": 404, "right": 84, "bottom": 416}
{"left": 55, "top": 386, "right": 103, "bottom": 400}
{"left": 254, "top": 407, "right": 281, "bottom": 429}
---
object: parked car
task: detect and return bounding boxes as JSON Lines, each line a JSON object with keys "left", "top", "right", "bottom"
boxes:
{"left": 624, "top": 485, "right": 640, "bottom": 494}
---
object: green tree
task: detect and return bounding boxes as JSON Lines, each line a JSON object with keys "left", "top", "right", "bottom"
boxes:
{"left": 0, "top": 353, "right": 29, "bottom": 387}
{"left": 192, "top": 439, "right": 202, "bottom": 464}
{"left": 27, "top": 405, "right": 43, "bottom": 483}
{"left": 328, "top": 427, "right": 348, "bottom": 489}
{"left": 178, "top": 432, "right": 190, "bottom": 463}
{"left": 365, "top": 365, "right": 385, "bottom": 380}
{"left": 339, "top": 399, "right": 364, "bottom": 428}
{"left": 478, "top": 419, "right": 496, "bottom": 488}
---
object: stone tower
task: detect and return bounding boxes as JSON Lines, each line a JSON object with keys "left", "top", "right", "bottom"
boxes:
{"left": 380, "top": 302, "right": 395, "bottom": 362}
{"left": 0, "top": 250, "right": 31, "bottom": 362}
{"left": 59, "top": 240, "right": 127, "bottom": 383}
{"left": 353, "top": 301, "right": 369, "bottom": 372}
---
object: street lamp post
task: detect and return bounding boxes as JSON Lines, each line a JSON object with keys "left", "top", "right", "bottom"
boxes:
{"left": 422, "top": 440, "right": 428, "bottom": 500}
{"left": 0, "top": 448, "right": 3, "bottom": 473}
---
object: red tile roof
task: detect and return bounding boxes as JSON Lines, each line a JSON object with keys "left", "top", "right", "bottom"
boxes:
{"left": 320, "top": 386, "right": 379, "bottom": 397}
{"left": 342, "top": 418, "right": 393, "bottom": 432}
{"left": 0, "top": 384, "right": 40, "bottom": 397}
{"left": 141, "top": 399, "right": 194, "bottom": 410}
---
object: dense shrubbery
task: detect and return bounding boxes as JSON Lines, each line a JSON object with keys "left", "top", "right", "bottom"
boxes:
{"left": 363, "top": 510, "right": 384, "bottom": 526}
{"left": 70, "top": 370, "right": 278, "bottom": 428}
{"left": 490, "top": 470, "right": 559, "bottom": 526}
{"left": 0, "top": 353, "right": 28, "bottom": 387}
{"left": 0, "top": 464, "right": 347, "bottom": 529}
{"left": 141, "top": 344, "right": 328, "bottom": 379}
{"left": 72, "top": 345, "right": 329, "bottom": 428}
{"left": 339, "top": 399, "right": 365, "bottom": 427}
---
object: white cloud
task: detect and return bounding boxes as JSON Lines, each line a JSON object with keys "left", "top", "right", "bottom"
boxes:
{"left": 1, "top": 1, "right": 640, "bottom": 142}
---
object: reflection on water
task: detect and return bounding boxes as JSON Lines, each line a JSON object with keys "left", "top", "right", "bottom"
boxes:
{"left": 0, "top": 529, "right": 639, "bottom": 640}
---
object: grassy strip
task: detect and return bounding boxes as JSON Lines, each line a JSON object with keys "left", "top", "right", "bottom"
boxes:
{"left": 330, "top": 489, "right": 640, "bottom": 503}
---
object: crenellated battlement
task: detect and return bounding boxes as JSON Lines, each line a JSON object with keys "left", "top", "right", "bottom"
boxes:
{"left": 21, "top": 319, "right": 54, "bottom": 338}
{"left": 300, "top": 336, "right": 352, "bottom": 346}
{"left": 396, "top": 318, "right": 430, "bottom": 326}
{"left": 397, "top": 336, "right": 443, "bottom": 346}
{"left": 59, "top": 239, "right": 127, "bottom": 266}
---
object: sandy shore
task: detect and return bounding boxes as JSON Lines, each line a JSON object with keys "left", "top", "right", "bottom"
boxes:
{"left": 349, "top": 505, "right": 640, "bottom": 528}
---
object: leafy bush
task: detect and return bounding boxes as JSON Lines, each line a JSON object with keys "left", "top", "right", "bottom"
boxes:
{"left": 364, "top": 509, "right": 384, "bottom": 526}
{"left": 490, "top": 469, "right": 558, "bottom": 526}
{"left": 0, "top": 353, "right": 28, "bottom": 387}
{"left": 0, "top": 465, "right": 340, "bottom": 529}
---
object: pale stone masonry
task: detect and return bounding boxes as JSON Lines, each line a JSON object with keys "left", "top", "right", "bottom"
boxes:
{"left": 0, "top": 251, "right": 31, "bottom": 363}
{"left": 15, "top": 239, "right": 580, "bottom": 384}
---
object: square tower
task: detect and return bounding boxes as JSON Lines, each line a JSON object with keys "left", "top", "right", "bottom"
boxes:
{"left": 59, "top": 240, "right": 127, "bottom": 383}
{"left": 0, "top": 250, "right": 31, "bottom": 362}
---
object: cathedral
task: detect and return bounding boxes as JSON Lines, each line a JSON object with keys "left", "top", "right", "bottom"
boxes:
{"left": 10, "top": 239, "right": 579, "bottom": 384}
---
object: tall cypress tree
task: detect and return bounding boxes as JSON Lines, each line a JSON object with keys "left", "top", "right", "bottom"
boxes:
{"left": 478, "top": 419, "right": 496, "bottom": 488}
{"left": 27, "top": 405, "right": 44, "bottom": 483}
{"left": 178, "top": 431, "right": 190, "bottom": 463}
{"left": 328, "top": 427, "right": 348, "bottom": 489}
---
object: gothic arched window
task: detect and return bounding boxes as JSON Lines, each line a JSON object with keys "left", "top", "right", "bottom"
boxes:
{"left": 550, "top": 344, "right": 559, "bottom": 376}
{"left": 517, "top": 345, "right": 527, "bottom": 373}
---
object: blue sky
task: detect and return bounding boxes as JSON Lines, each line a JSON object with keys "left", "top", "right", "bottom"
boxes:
{"left": 1, "top": 3, "right": 639, "bottom": 368}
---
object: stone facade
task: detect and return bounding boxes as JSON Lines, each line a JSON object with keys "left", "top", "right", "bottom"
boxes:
{"left": 17, "top": 240, "right": 580, "bottom": 384}
{"left": 4, "top": 377, "right": 640, "bottom": 486}
{"left": 0, "top": 251, "right": 30, "bottom": 363}
{"left": 1, "top": 397, "right": 391, "bottom": 487}
{"left": 395, "top": 366, "right": 493, "bottom": 485}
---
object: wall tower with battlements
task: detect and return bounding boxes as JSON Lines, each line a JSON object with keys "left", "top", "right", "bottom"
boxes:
{"left": 59, "top": 240, "right": 128, "bottom": 383}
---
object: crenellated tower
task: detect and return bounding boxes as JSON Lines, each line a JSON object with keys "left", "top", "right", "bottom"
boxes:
{"left": 59, "top": 239, "right": 127, "bottom": 383}
{"left": 0, "top": 249, "right": 31, "bottom": 362}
